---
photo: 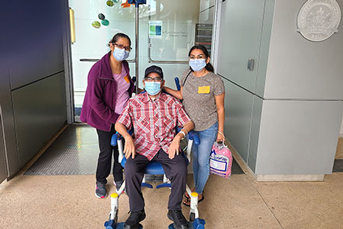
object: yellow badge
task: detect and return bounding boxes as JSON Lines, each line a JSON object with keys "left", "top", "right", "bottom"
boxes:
{"left": 198, "top": 86, "right": 210, "bottom": 94}
{"left": 124, "top": 75, "right": 130, "bottom": 83}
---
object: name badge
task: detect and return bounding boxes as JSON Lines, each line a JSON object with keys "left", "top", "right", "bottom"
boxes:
{"left": 198, "top": 86, "right": 210, "bottom": 94}
{"left": 124, "top": 75, "right": 130, "bottom": 83}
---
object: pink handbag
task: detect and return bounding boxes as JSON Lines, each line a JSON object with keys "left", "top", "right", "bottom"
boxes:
{"left": 210, "top": 142, "right": 232, "bottom": 178}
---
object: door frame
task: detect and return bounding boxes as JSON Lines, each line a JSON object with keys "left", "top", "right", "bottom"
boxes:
{"left": 0, "top": 106, "right": 9, "bottom": 183}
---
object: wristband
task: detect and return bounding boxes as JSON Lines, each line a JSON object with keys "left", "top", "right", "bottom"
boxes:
{"left": 179, "top": 130, "right": 186, "bottom": 139}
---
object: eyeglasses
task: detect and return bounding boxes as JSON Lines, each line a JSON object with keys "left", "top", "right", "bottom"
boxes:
{"left": 189, "top": 54, "right": 206, "bottom": 60}
{"left": 144, "top": 77, "right": 163, "bottom": 82}
{"left": 113, "top": 43, "right": 132, "bottom": 51}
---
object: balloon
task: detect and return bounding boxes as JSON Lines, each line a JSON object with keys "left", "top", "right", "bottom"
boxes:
{"left": 106, "top": 1, "right": 114, "bottom": 7}
{"left": 92, "top": 21, "right": 101, "bottom": 28}
{"left": 101, "top": 19, "right": 109, "bottom": 26}
{"left": 98, "top": 13, "right": 105, "bottom": 20}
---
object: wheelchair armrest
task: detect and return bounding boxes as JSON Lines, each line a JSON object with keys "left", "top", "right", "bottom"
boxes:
{"left": 110, "top": 133, "right": 119, "bottom": 146}
{"left": 188, "top": 131, "right": 200, "bottom": 145}
{"left": 111, "top": 132, "right": 124, "bottom": 163}
{"left": 184, "top": 131, "right": 200, "bottom": 164}
{"left": 176, "top": 127, "right": 199, "bottom": 145}
{"left": 111, "top": 129, "right": 134, "bottom": 164}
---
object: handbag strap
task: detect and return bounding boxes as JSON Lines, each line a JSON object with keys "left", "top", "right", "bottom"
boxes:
{"left": 181, "top": 70, "right": 192, "bottom": 87}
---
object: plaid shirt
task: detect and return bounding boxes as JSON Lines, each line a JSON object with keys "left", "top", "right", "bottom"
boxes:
{"left": 117, "top": 92, "right": 191, "bottom": 160}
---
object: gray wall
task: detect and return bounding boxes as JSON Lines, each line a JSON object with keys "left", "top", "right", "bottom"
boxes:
{"left": 256, "top": 0, "right": 343, "bottom": 176}
{"left": 264, "top": 1, "right": 343, "bottom": 100}
{"left": 0, "top": 0, "right": 69, "bottom": 179}
{"left": 217, "top": 0, "right": 343, "bottom": 179}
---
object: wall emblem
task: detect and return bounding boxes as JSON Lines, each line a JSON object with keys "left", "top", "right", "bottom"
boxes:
{"left": 297, "top": 0, "right": 341, "bottom": 42}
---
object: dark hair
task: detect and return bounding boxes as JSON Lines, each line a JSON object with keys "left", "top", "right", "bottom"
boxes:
{"left": 108, "top": 33, "right": 131, "bottom": 46}
{"left": 188, "top": 45, "right": 214, "bottom": 72}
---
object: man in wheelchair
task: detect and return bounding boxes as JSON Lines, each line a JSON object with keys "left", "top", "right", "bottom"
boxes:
{"left": 115, "top": 65, "right": 194, "bottom": 229}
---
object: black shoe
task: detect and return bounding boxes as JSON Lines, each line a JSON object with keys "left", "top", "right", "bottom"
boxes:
{"left": 95, "top": 181, "right": 107, "bottom": 199}
{"left": 115, "top": 180, "right": 125, "bottom": 193}
{"left": 124, "top": 210, "right": 146, "bottom": 229}
{"left": 167, "top": 210, "right": 189, "bottom": 229}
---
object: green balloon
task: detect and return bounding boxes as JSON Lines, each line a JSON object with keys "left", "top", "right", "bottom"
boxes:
{"left": 92, "top": 21, "right": 101, "bottom": 28}
{"left": 101, "top": 19, "right": 109, "bottom": 26}
{"left": 106, "top": 1, "right": 114, "bottom": 6}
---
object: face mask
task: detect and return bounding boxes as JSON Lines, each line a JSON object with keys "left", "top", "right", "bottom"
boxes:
{"left": 189, "top": 59, "right": 207, "bottom": 72}
{"left": 113, "top": 47, "right": 130, "bottom": 61}
{"left": 145, "top": 81, "right": 161, "bottom": 96}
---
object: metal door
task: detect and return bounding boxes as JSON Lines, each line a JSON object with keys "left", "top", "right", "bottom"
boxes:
{"left": 217, "top": 0, "right": 266, "bottom": 94}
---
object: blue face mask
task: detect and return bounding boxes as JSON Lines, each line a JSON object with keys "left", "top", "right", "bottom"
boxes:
{"left": 113, "top": 47, "right": 130, "bottom": 61}
{"left": 145, "top": 82, "right": 161, "bottom": 96}
{"left": 189, "top": 59, "right": 207, "bottom": 72}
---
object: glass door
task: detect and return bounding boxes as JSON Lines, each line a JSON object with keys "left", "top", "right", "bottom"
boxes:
{"left": 69, "top": 0, "right": 136, "bottom": 121}
{"left": 69, "top": 0, "right": 215, "bottom": 121}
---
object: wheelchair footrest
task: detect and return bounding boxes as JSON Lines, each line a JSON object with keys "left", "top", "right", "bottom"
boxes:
{"left": 156, "top": 183, "right": 171, "bottom": 189}
{"left": 105, "top": 221, "right": 143, "bottom": 229}
{"left": 168, "top": 218, "right": 206, "bottom": 229}
{"left": 141, "top": 183, "right": 153, "bottom": 189}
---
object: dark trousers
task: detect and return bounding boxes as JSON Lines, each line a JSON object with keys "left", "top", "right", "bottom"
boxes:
{"left": 96, "top": 125, "right": 123, "bottom": 184}
{"left": 125, "top": 149, "right": 187, "bottom": 212}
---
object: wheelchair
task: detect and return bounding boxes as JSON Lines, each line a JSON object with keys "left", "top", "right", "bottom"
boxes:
{"left": 104, "top": 130, "right": 206, "bottom": 229}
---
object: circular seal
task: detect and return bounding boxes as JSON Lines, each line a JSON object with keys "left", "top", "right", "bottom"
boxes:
{"left": 297, "top": 0, "right": 341, "bottom": 42}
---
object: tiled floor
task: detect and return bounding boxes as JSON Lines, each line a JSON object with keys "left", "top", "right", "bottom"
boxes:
{"left": 2, "top": 170, "right": 343, "bottom": 228}
{"left": 24, "top": 124, "right": 244, "bottom": 176}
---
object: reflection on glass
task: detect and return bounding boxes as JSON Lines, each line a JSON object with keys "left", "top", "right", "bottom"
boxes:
{"left": 146, "top": 0, "right": 201, "bottom": 62}
{"left": 69, "top": 0, "right": 215, "bottom": 116}
{"left": 195, "top": 23, "right": 213, "bottom": 56}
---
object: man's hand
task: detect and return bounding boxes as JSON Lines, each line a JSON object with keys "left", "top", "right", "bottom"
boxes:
{"left": 115, "top": 122, "right": 136, "bottom": 159}
{"left": 168, "top": 134, "right": 182, "bottom": 159}
{"left": 124, "top": 135, "right": 136, "bottom": 159}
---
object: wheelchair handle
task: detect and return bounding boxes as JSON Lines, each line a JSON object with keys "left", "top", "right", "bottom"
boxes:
{"left": 174, "top": 77, "right": 181, "bottom": 91}
{"left": 111, "top": 134, "right": 118, "bottom": 146}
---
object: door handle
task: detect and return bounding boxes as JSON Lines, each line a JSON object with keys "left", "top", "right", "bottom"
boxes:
{"left": 247, "top": 58, "right": 255, "bottom": 71}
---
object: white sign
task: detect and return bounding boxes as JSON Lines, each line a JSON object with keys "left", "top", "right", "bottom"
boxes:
{"left": 297, "top": 0, "right": 341, "bottom": 42}
{"left": 149, "top": 21, "right": 162, "bottom": 39}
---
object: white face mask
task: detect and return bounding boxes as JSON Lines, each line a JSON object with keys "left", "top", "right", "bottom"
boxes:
{"left": 189, "top": 59, "right": 207, "bottom": 72}
{"left": 113, "top": 47, "right": 130, "bottom": 61}
{"left": 144, "top": 81, "right": 161, "bottom": 95}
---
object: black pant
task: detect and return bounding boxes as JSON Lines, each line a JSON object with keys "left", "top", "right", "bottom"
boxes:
{"left": 125, "top": 149, "right": 187, "bottom": 212}
{"left": 96, "top": 125, "right": 123, "bottom": 184}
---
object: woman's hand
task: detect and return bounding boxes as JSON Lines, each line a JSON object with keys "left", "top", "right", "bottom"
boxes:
{"left": 216, "top": 131, "right": 225, "bottom": 143}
